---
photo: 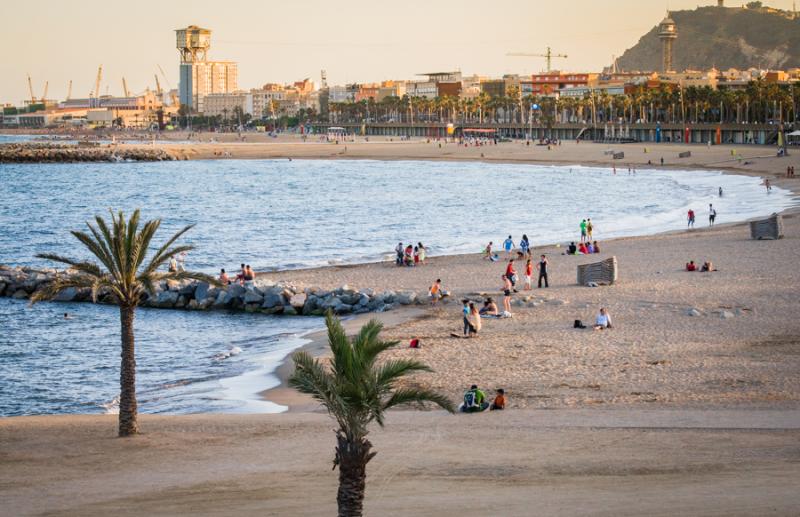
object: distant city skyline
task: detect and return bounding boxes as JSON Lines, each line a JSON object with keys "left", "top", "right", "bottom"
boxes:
{"left": 1, "top": 0, "right": 797, "bottom": 104}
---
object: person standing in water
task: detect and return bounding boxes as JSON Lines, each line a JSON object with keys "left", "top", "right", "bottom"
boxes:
{"left": 687, "top": 209, "right": 695, "bottom": 228}
{"left": 765, "top": 179, "right": 772, "bottom": 192}
{"left": 719, "top": 187, "right": 723, "bottom": 197}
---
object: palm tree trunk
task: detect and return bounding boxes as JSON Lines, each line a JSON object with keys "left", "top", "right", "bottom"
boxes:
{"left": 336, "top": 433, "right": 374, "bottom": 517}
{"left": 118, "top": 305, "right": 138, "bottom": 437}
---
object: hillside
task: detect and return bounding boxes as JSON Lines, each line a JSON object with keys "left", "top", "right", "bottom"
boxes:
{"left": 617, "top": 6, "right": 800, "bottom": 71}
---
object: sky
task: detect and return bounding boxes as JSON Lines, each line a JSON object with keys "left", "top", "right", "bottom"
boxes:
{"left": 1, "top": 0, "right": 796, "bottom": 104}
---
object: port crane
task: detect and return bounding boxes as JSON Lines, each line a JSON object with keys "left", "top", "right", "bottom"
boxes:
{"left": 27, "top": 74, "right": 35, "bottom": 103}
{"left": 507, "top": 47, "right": 568, "bottom": 73}
{"left": 66, "top": 80, "right": 72, "bottom": 100}
{"left": 41, "top": 81, "right": 48, "bottom": 102}
{"left": 92, "top": 65, "right": 103, "bottom": 98}
{"left": 122, "top": 77, "right": 130, "bottom": 97}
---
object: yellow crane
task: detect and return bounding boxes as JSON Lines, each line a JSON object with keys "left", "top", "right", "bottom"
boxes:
{"left": 507, "top": 47, "right": 568, "bottom": 73}
{"left": 122, "top": 77, "right": 130, "bottom": 97}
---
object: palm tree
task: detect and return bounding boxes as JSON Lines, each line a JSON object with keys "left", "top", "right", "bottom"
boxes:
{"left": 31, "top": 210, "right": 217, "bottom": 437}
{"left": 289, "top": 313, "right": 454, "bottom": 517}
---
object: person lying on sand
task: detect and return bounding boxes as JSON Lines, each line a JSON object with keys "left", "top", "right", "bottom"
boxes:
{"left": 701, "top": 261, "right": 717, "bottom": 272}
{"left": 593, "top": 307, "right": 613, "bottom": 330}
{"left": 459, "top": 385, "right": 489, "bottom": 413}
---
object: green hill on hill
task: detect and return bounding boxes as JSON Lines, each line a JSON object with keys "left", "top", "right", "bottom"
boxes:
{"left": 617, "top": 6, "right": 800, "bottom": 71}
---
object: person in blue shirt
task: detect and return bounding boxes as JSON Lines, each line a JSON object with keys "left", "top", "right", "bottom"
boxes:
{"left": 503, "top": 235, "right": 515, "bottom": 257}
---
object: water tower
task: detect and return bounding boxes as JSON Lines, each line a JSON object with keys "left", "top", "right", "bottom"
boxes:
{"left": 175, "top": 25, "right": 211, "bottom": 63}
{"left": 658, "top": 12, "right": 678, "bottom": 73}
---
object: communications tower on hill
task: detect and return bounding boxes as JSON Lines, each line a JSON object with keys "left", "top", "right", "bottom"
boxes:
{"left": 658, "top": 12, "right": 678, "bottom": 73}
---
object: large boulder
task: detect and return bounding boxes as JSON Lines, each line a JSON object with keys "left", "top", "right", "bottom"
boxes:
{"left": 12, "top": 289, "right": 28, "bottom": 299}
{"left": 153, "top": 290, "right": 179, "bottom": 308}
{"left": 262, "top": 292, "right": 283, "bottom": 309}
{"left": 53, "top": 287, "right": 78, "bottom": 302}
{"left": 244, "top": 290, "right": 264, "bottom": 304}
{"left": 178, "top": 283, "right": 196, "bottom": 296}
{"left": 212, "top": 291, "right": 228, "bottom": 309}
{"left": 289, "top": 293, "right": 307, "bottom": 310}
{"left": 194, "top": 282, "right": 210, "bottom": 302}
{"left": 396, "top": 291, "right": 417, "bottom": 305}
{"left": 227, "top": 284, "right": 247, "bottom": 299}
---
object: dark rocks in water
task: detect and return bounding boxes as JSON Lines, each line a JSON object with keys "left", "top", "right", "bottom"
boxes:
{"left": 0, "top": 142, "right": 176, "bottom": 164}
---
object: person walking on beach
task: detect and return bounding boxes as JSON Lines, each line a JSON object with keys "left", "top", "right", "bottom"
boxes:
{"left": 503, "top": 235, "right": 515, "bottom": 257}
{"left": 502, "top": 275, "right": 513, "bottom": 315}
{"left": 506, "top": 259, "right": 518, "bottom": 292}
{"left": 709, "top": 204, "right": 717, "bottom": 227}
{"left": 429, "top": 279, "right": 443, "bottom": 305}
{"left": 687, "top": 209, "right": 695, "bottom": 228}
{"left": 461, "top": 299, "right": 471, "bottom": 337}
{"left": 524, "top": 258, "right": 533, "bottom": 290}
{"left": 537, "top": 254, "right": 549, "bottom": 288}
{"left": 580, "top": 219, "right": 588, "bottom": 242}
{"left": 520, "top": 234, "right": 530, "bottom": 257}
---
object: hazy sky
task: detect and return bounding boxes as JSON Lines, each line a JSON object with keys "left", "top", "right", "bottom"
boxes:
{"left": 1, "top": 0, "right": 796, "bottom": 104}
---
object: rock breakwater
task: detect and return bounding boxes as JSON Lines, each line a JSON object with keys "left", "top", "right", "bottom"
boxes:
{"left": 0, "top": 143, "right": 175, "bottom": 163}
{"left": 0, "top": 265, "right": 430, "bottom": 316}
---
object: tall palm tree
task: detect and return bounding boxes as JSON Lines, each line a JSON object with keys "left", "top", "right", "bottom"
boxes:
{"left": 289, "top": 313, "right": 454, "bottom": 517}
{"left": 31, "top": 210, "right": 217, "bottom": 437}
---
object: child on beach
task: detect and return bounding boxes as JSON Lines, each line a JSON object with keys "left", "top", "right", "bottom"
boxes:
{"left": 490, "top": 389, "right": 506, "bottom": 410}
{"left": 593, "top": 241, "right": 601, "bottom": 254}
{"left": 524, "top": 259, "right": 533, "bottom": 290}
{"left": 593, "top": 308, "right": 612, "bottom": 330}
{"left": 484, "top": 241, "right": 493, "bottom": 259}
{"left": 429, "top": 279, "right": 443, "bottom": 305}
{"left": 503, "top": 235, "right": 515, "bottom": 257}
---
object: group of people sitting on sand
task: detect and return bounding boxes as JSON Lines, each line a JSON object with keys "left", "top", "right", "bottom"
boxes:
{"left": 459, "top": 385, "right": 506, "bottom": 412}
{"left": 396, "top": 242, "right": 427, "bottom": 267}
{"left": 219, "top": 264, "right": 256, "bottom": 286}
{"left": 566, "top": 241, "right": 601, "bottom": 255}
{"left": 685, "top": 260, "right": 716, "bottom": 272}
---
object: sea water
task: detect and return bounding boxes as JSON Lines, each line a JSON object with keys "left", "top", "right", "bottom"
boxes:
{"left": 0, "top": 158, "right": 795, "bottom": 416}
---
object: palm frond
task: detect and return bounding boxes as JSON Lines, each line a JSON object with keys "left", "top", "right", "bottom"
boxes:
{"left": 142, "top": 224, "right": 194, "bottom": 273}
{"left": 382, "top": 387, "right": 455, "bottom": 414}
{"left": 35, "top": 254, "right": 104, "bottom": 277}
{"left": 29, "top": 276, "right": 94, "bottom": 304}
{"left": 374, "top": 359, "right": 433, "bottom": 389}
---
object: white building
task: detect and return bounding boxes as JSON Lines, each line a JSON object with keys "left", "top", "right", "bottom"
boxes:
{"left": 201, "top": 91, "right": 252, "bottom": 118}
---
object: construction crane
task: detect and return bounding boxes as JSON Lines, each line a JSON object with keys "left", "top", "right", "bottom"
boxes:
{"left": 93, "top": 65, "right": 103, "bottom": 98}
{"left": 507, "top": 47, "right": 568, "bottom": 73}
{"left": 27, "top": 74, "right": 35, "bottom": 103}
{"left": 122, "top": 77, "right": 130, "bottom": 97}
{"left": 154, "top": 74, "right": 162, "bottom": 96}
{"left": 41, "top": 81, "right": 48, "bottom": 102}
{"left": 67, "top": 80, "right": 72, "bottom": 100}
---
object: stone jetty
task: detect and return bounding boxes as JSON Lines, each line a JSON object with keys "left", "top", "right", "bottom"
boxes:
{"left": 0, "top": 265, "right": 429, "bottom": 316}
{"left": 0, "top": 143, "right": 175, "bottom": 163}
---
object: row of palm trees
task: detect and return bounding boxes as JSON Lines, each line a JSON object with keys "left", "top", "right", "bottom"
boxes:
{"left": 327, "top": 79, "right": 799, "bottom": 127}
{"left": 33, "top": 209, "right": 451, "bottom": 517}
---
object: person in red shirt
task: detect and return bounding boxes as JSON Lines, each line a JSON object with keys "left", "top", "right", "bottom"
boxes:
{"left": 524, "top": 259, "right": 533, "bottom": 290}
{"left": 505, "top": 259, "right": 518, "bottom": 292}
{"left": 687, "top": 209, "right": 696, "bottom": 228}
{"left": 686, "top": 260, "right": 697, "bottom": 271}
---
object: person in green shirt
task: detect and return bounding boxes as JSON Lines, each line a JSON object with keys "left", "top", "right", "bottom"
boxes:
{"left": 580, "top": 219, "right": 588, "bottom": 243}
{"left": 460, "top": 384, "right": 489, "bottom": 412}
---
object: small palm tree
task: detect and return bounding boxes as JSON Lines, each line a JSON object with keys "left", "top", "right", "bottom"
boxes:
{"left": 290, "top": 313, "right": 454, "bottom": 517}
{"left": 31, "top": 209, "right": 217, "bottom": 437}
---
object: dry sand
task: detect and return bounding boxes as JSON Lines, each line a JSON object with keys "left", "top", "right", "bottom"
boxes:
{"left": 2, "top": 140, "right": 799, "bottom": 515}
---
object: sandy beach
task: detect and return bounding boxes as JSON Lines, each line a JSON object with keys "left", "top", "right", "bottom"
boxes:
{"left": 2, "top": 139, "right": 799, "bottom": 515}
